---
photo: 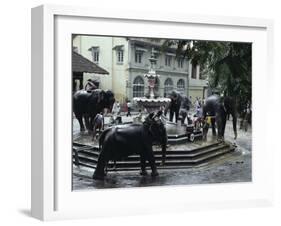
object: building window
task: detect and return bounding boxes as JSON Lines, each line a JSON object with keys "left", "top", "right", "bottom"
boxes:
{"left": 164, "top": 78, "right": 174, "bottom": 97}
{"left": 165, "top": 56, "right": 172, "bottom": 66}
{"left": 90, "top": 47, "right": 100, "bottom": 64}
{"left": 177, "top": 58, "right": 184, "bottom": 68}
{"left": 135, "top": 52, "right": 142, "bottom": 63}
{"left": 133, "top": 76, "right": 144, "bottom": 97}
{"left": 177, "top": 79, "right": 185, "bottom": 94}
{"left": 192, "top": 63, "right": 197, "bottom": 79}
{"left": 93, "top": 51, "right": 99, "bottom": 63}
{"left": 89, "top": 46, "right": 100, "bottom": 64}
{"left": 117, "top": 50, "right": 124, "bottom": 63}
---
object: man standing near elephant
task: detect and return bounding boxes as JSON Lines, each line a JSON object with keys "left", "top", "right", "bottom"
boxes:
{"left": 92, "top": 112, "right": 104, "bottom": 141}
{"left": 164, "top": 91, "right": 182, "bottom": 123}
{"left": 165, "top": 91, "right": 191, "bottom": 124}
{"left": 179, "top": 95, "right": 192, "bottom": 125}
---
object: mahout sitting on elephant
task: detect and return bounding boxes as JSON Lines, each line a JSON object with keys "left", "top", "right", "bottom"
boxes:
{"left": 84, "top": 79, "right": 99, "bottom": 92}
{"left": 92, "top": 111, "right": 167, "bottom": 180}
{"left": 73, "top": 89, "right": 115, "bottom": 132}
{"left": 164, "top": 90, "right": 191, "bottom": 123}
{"left": 202, "top": 94, "right": 237, "bottom": 142}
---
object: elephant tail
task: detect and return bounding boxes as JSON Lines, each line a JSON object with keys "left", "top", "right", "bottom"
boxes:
{"left": 98, "top": 127, "right": 111, "bottom": 151}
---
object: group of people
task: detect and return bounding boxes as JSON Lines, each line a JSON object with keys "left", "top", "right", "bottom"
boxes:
{"left": 191, "top": 96, "right": 205, "bottom": 110}
{"left": 177, "top": 96, "right": 205, "bottom": 127}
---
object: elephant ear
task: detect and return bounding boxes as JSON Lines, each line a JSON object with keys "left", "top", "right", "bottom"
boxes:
{"left": 105, "top": 90, "right": 114, "bottom": 98}
{"left": 98, "top": 90, "right": 106, "bottom": 103}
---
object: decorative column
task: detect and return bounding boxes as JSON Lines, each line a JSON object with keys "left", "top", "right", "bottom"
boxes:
{"left": 144, "top": 48, "right": 158, "bottom": 99}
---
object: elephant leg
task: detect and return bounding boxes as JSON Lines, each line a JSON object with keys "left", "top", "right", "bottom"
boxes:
{"left": 240, "top": 117, "right": 244, "bottom": 129}
{"left": 181, "top": 116, "right": 185, "bottom": 125}
{"left": 216, "top": 114, "right": 226, "bottom": 141}
{"left": 139, "top": 155, "right": 148, "bottom": 176}
{"left": 84, "top": 115, "right": 91, "bottom": 131}
{"left": 89, "top": 116, "right": 95, "bottom": 132}
{"left": 76, "top": 114, "right": 85, "bottom": 132}
{"left": 221, "top": 114, "right": 227, "bottom": 140}
{"left": 244, "top": 118, "right": 248, "bottom": 131}
{"left": 181, "top": 112, "right": 187, "bottom": 125}
{"left": 93, "top": 151, "right": 108, "bottom": 180}
{"left": 211, "top": 117, "right": 216, "bottom": 137}
{"left": 146, "top": 148, "right": 159, "bottom": 177}
{"left": 169, "top": 111, "right": 174, "bottom": 122}
{"left": 175, "top": 110, "right": 179, "bottom": 123}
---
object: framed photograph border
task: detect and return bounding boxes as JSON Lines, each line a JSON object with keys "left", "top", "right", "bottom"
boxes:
{"left": 31, "top": 4, "right": 274, "bottom": 221}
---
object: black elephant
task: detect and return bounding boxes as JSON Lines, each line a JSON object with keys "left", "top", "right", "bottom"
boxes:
{"left": 202, "top": 95, "right": 237, "bottom": 141}
{"left": 164, "top": 91, "right": 191, "bottom": 123}
{"left": 73, "top": 89, "right": 115, "bottom": 132}
{"left": 93, "top": 111, "right": 167, "bottom": 180}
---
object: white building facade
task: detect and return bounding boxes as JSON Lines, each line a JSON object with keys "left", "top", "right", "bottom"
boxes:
{"left": 73, "top": 36, "right": 208, "bottom": 103}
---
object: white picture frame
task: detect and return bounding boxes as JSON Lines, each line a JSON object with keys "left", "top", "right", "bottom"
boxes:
{"left": 31, "top": 4, "right": 274, "bottom": 221}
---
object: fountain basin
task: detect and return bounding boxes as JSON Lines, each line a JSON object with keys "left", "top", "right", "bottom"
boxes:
{"left": 133, "top": 97, "right": 170, "bottom": 113}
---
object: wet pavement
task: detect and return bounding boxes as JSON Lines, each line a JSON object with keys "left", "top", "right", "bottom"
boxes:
{"left": 72, "top": 113, "right": 252, "bottom": 190}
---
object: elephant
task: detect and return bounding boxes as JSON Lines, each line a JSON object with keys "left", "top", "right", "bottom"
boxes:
{"left": 92, "top": 111, "right": 167, "bottom": 180}
{"left": 202, "top": 95, "right": 237, "bottom": 141}
{"left": 164, "top": 90, "right": 191, "bottom": 124}
{"left": 73, "top": 89, "right": 115, "bottom": 132}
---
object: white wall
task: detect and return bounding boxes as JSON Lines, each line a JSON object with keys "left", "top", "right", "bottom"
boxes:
{"left": 73, "top": 36, "right": 129, "bottom": 101}
{"left": 74, "top": 35, "right": 114, "bottom": 90}
{"left": 112, "top": 37, "right": 129, "bottom": 102}
{"left": 1, "top": 0, "right": 281, "bottom": 226}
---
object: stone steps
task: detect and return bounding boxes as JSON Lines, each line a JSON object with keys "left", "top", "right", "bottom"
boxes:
{"left": 73, "top": 141, "right": 235, "bottom": 171}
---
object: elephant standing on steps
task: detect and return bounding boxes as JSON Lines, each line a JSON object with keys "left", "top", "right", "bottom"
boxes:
{"left": 93, "top": 111, "right": 167, "bottom": 180}
{"left": 73, "top": 89, "right": 115, "bottom": 132}
{"left": 202, "top": 95, "right": 237, "bottom": 141}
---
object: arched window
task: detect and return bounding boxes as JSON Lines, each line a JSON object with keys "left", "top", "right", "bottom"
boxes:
{"left": 177, "top": 79, "right": 185, "bottom": 94}
{"left": 133, "top": 76, "right": 144, "bottom": 97}
{"left": 164, "top": 78, "right": 173, "bottom": 97}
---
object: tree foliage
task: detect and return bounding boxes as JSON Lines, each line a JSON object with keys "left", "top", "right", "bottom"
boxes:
{"left": 162, "top": 40, "right": 252, "bottom": 113}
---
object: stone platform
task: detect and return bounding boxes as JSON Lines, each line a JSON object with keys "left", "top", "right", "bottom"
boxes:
{"left": 73, "top": 139, "right": 235, "bottom": 171}
{"left": 72, "top": 115, "right": 235, "bottom": 171}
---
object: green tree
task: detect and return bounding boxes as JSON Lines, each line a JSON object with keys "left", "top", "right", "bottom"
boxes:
{"left": 162, "top": 40, "right": 252, "bottom": 113}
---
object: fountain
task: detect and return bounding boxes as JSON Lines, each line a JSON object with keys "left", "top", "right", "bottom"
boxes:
{"left": 133, "top": 48, "right": 189, "bottom": 141}
{"left": 133, "top": 48, "right": 171, "bottom": 113}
